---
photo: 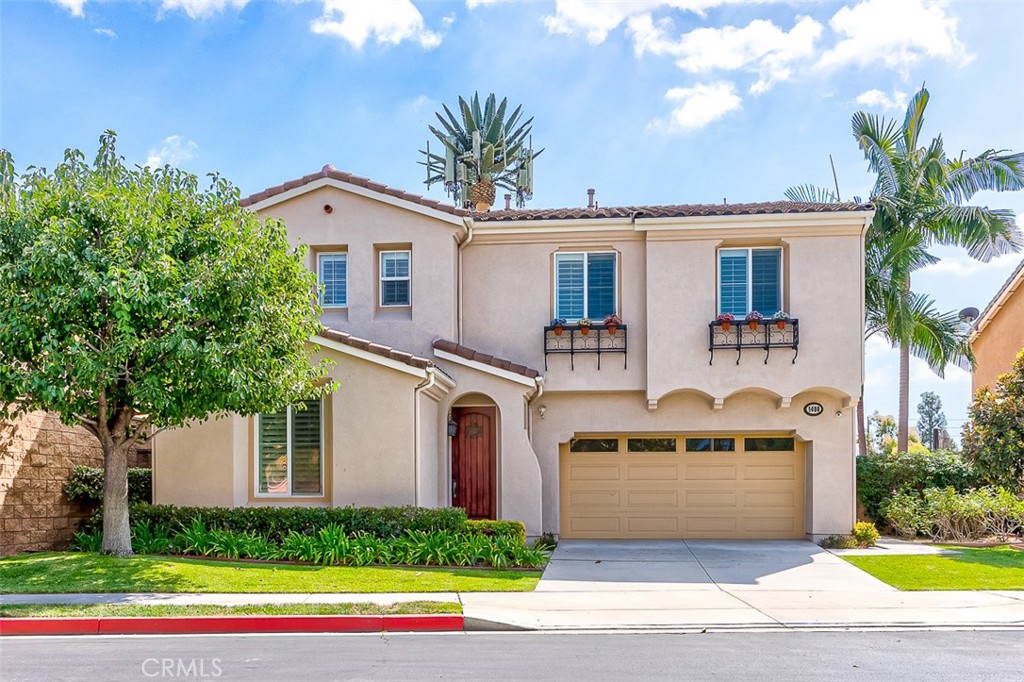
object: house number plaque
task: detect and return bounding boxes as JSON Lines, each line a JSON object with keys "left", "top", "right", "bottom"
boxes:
{"left": 803, "top": 402, "right": 824, "bottom": 417}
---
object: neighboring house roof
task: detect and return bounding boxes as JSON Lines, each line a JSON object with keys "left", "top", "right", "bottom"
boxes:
{"left": 970, "top": 256, "right": 1024, "bottom": 342}
{"left": 239, "top": 165, "right": 471, "bottom": 217}
{"left": 472, "top": 201, "right": 872, "bottom": 222}
{"left": 318, "top": 328, "right": 433, "bottom": 370}
{"left": 432, "top": 339, "right": 541, "bottom": 379}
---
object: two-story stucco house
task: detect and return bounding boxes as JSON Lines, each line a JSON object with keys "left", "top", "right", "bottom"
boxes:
{"left": 970, "top": 257, "right": 1024, "bottom": 393}
{"left": 153, "top": 165, "right": 874, "bottom": 541}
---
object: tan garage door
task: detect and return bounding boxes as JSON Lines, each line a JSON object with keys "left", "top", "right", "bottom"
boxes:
{"left": 559, "top": 435, "right": 805, "bottom": 539}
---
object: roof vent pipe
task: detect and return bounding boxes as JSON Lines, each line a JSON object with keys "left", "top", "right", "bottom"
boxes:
{"left": 587, "top": 188, "right": 596, "bottom": 210}
{"left": 504, "top": 193, "right": 512, "bottom": 210}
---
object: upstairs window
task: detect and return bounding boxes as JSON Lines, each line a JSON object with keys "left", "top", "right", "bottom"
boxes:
{"left": 256, "top": 399, "right": 323, "bottom": 497}
{"left": 718, "top": 247, "right": 782, "bottom": 317}
{"left": 555, "top": 252, "right": 617, "bottom": 321}
{"left": 317, "top": 252, "right": 347, "bottom": 308}
{"left": 380, "top": 250, "right": 411, "bottom": 307}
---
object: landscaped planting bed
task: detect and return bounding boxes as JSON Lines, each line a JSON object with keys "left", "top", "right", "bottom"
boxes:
{"left": 73, "top": 503, "right": 548, "bottom": 569}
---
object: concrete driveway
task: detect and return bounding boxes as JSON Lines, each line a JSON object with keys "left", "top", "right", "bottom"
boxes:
{"left": 537, "top": 539, "right": 894, "bottom": 592}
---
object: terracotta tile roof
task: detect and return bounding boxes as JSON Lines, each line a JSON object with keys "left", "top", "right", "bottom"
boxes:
{"left": 433, "top": 339, "right": 541, "bottom": 379}
{"left": 239, "top": 165, "right": 471, "bottom": 217}
{"left": 318, "top": 328, "right": 433, "bottom": 370}
{"left": 472, "top": 201, "right": 873, "bottom": 222}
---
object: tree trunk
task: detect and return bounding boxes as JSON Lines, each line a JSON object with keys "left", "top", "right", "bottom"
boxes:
{"left": 897, "top": 343, "right": 910, "bottom": 454}
{"left": 857, "top": 386, "right": 867, "bottom": 458}
{"left": 100, "top": 442, "right": 133, "bottom": 556}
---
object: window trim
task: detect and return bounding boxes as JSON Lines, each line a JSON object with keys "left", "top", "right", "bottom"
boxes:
{"left": 553, "top": 250, "right": 618, "bottom": 322}
{"left": 316, "top": 251, "right": 348, "bottom": 309}
{"left": 254, "top": 400, "right": 325, "bottom": 498}
{"left": 717, "top": 246, "right": 784, "bottom": 316}
{"left": 379, "top": 249, "right": 412, "bottom": 308}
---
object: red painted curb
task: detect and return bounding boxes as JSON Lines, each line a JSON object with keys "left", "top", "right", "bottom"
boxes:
{"left": 0, "top": 614, "right": 464, "bottom": 636}
{"left": 0, "top": 618, "right": 100, "bottom": 636}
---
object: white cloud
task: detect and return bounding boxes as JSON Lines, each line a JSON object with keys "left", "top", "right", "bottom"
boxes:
{"left": 311, "top": 0, "right": 442, "bottom": 49}
{"left": 916, "top": 252, "right": 1021, "bottom": 278}
{"left": 627, "top": 14, "right": 822, "bottom": 93}
{"left": 441, "top": 13, "right": 456, "bottom": 27}
{"left": 649, "top": 81, "right": 742, "bottom": 133}
{"left": 160, "top": 0, "right": 251, "bottom": 19}
{"left": 854, "top": 88, "right": 908, "bottom": 112}
{"left": 818, "top": 0, "right": 972, "bottom": 74}
{"left": 94, "top": 27, "right": 118, "bottom": 39}
{"left": 466, "top": 0, "right": 509, "bottom": 8}
{"left": 51, "top": 0, "right": 86, "bottom": 17}
{"left": 145, "top": 136, "right": 198, "bottom": 168}
{"left": 543, "top": 1, "right": 781, "bottom": 44}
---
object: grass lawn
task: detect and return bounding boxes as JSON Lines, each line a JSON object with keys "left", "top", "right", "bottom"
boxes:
{"left": 0, "top": 601, "right": 461, "bottom": 618}
{"left": 843, "top": 546, "right": 1024, "bottom": 590}
{"left": 0, "top": 553, "right": 540, "bottom": 594}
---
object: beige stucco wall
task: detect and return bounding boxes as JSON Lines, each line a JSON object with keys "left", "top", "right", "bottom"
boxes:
{"left": 972, "top": 282, "right": 1024, "bottom": 393}
{"left": 256, "top": 185, "right": 461, "bottom": 358}
{"left": 530, "top": 389, "right": 856, "bottom": 538}
{"left": 154, "top": 415, "right": 235, "bottom": 507}
{"left": 155, "top": 345, "right": 437, "bottom": 510}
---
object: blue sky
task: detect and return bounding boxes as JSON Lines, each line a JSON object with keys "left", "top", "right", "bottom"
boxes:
{"left": 3, "top": 0, "right": 1023, "bottom": 437}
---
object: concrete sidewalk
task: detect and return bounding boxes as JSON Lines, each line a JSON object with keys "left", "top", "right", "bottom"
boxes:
{"left": 4, "top": 589, "right": 1023, "bottom": 631}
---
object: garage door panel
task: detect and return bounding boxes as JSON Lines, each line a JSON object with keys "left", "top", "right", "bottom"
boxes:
{"left": 569, "top": 489, "right": 621, "bottom": 507}
{"left": 625, "top": 516, "right": 679, "bottom": 533}
{"left": 626, "top": 490, "right": 678, "bottom": 507}
{"left": 686, "top": 490, "right": 738, "bottom": 507}
{"left": 561, "top": 440, "right": 804, "bottom": 540}
{"left": 685, "top": 464, "right": 737, "bottom": 480}
{"left": 743, "top": 464, "right": 796, "bottom": 480}
{"left": 569, "top": 463, "right": 621, "bottom": 480}
{"left": 626, "top": 464, "right": 679, "bottom": 480}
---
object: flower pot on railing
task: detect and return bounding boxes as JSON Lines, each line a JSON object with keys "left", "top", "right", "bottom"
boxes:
{"left": 745, "top": 311, "right": 763, "bottom": 330}
{"left": 773, "top": 311, "right": 789, "bottom": 330}
{"left": 604, "top": 314, "right": 622, "bottom": 336}
{"left": 578, "top": 318, "right": 592, "bottom": 335}
{"left": 550, "top": 318, "right": 566, "bottom": 336}
{"left": 716, "top": 313, "right": 734, "bottom": 332}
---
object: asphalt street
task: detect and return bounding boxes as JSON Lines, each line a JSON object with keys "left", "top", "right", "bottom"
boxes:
{"left": 2, "top": 630, "right": 1022, "bottom": 682}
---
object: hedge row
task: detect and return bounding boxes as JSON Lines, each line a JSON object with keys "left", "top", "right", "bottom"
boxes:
{"left": 856, "top": 450, "right": 981, "bottom": 521}
{"left": 86, "top": 503, "right": 526, "bottom": 545}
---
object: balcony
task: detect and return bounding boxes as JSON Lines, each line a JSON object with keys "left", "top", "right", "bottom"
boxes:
{"left": 708, "top": 318, "right": 799, "bottom": 365}
{"left": 544, "top": 323, "right": 628, "bottom": 370}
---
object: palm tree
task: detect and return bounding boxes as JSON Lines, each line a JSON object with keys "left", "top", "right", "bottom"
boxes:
{"left": 421, "top": 92, "right": 541, "bottom": 210}
{"left": 854, "top": 87, "right": 1023, "bottom": 452}
{"left": 786, "top": 86, "right": 1024, "bottom": 454}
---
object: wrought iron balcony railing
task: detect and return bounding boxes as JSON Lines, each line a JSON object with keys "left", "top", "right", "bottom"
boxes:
{"left": 708, "top": 318, "right": 799, "bottom": 365}
{"left": 544, "top": 323, "right": 628, "bottom": 370}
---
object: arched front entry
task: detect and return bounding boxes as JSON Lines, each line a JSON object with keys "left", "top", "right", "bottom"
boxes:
{"left": 451, "top": 402, "right": 497, "bottom": 520}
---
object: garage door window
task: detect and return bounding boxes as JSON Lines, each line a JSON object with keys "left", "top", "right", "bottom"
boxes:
{"left": 744, "top": 437, "right": 795, "bottom": 451}
{"left": 627, "top": 438, "right": 676, "bottom": 452}
{"left": 685, "top": 437, "right": 736, "bottom": 452}
{"left": 570, "top": 438, "right": 619, "bottom": 452}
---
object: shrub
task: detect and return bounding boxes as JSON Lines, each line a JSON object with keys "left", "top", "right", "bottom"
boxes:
{"left": 72, "top": 527, "right": 103, "bottom": 553}
{"left": 923, "top": 487, "right": 989, "bottom": 542}
{"left": 64, "top": 466, "right": 152, "bottom": 507}
{"left": 818, "top": 535, "right": 856, "bottom": 549}
{"left": 131, "top": 522, "right": 175, "bottom": 555}
{"left": 961, "top": 349, "right": 1024, "bottom": 491}
{"left": 852, "top": 521, "right": 880, "bottom": 547}
{"left": 463, "top": 519, "right": 527, "bottom": 545}
{"left": 533, "top": 532, "right": 558, "bottom": 551}
{"left": 979, "top": 488, "right": 1024, "bottom": 541}
{"left": 857, "top": 449, "right": 981, "bottom": 521}
{"left": 881, "top": 493, "right": 924, "bottom": 538}
{"left": 123, "top": 503, "right": 467, "bottom": 542}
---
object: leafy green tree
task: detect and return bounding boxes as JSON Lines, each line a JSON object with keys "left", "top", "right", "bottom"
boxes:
{"left": 0, "top": 132, "right": 331, "bottom": 555}
{"left": 962, "top": 348, "right": 1024, "bottom": 491}
{"left": 915, "top": 391, "right": 948, "bottom": 448}
{"left": 788, "top": 86, "right": 1024, "bottom": 454}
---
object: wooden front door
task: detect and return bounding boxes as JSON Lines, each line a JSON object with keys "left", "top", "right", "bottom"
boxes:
{"left": 451, "top": 406, "right": 497, "bottom": 519}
